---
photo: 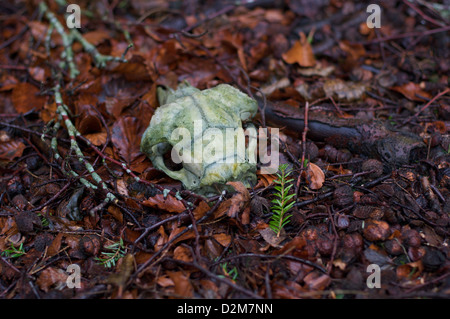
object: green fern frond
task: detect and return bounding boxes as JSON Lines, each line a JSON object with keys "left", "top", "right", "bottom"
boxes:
{"left": 269, "top": 164, "right": 295, "bottom": 237}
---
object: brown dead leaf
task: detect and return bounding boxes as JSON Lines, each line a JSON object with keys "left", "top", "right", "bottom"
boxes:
{"left": 282, "top": 32, "right": 316, "bottom": 67}
{"left": 258, "top": 225, "right": 286, "bottom": 248}
{"left": 391, "top": 82, "right": 432, "bottom": 101}
{"left": 339, "top": 40, "right": 366, "bottom": 61}
{"left": 82, "top": 30, "right": 110, "bottom": 46}
{"left": 255, "top": 170, "right": 277, "bottom": 189}
{"left": 302, "top": 162, "right": 325, "bottom": 190}
{"left": 111, "top": 116, "right": 145, "bottom": 165}
{"left": 36, "top": 267, "right": 68, "bottom": 292}
{"left": 142, "top": 194, "right": 186, "bottom": 213}
{"left": 47, "top": 233, "right": 64, "bottom": 257}
{"left": 167, "top": 271, "right": 194, "bottom": 298}
{"left": 74, "top": 94, "right": 102, "bottom": 135}
{"left": 0, "top": 140, "right": 25, "bottom": 161}
{"left": 173, "top": 245, "right": 192, "bottom": 262}
{"left": 323, "top": 79, "right": 366, "bottom": 101}
{"left": 107, "top": 205, "right": 124, "bottom": 223}
{"left": 396, "top": 261, "right": 423, "bottom": 280}
{"left": 157, "top": 275, "right": 174, "bottom": 288}
{"left": 213, "top": 233, "right": 232, "bottom": 247}
{"left": 226, "top": 181, "right": 251, "bottom": 218}
{"left": 154, "top": 226, "right": 168, "bottom": 252}
{"left": 84, "top": 132, "right": 107, "bottom": 146}
{"left": 168, "top": 225, "right": 197, "bottom": 246}
{"left": 303, "top": 272, "right": 331, "bottom": 290}
{"left": 40, "top": 101, "right": 57, "bottom": 123}
{"left": 11, "top": 83, "right": 46, "bottom": 113}
{"left": 193, "top": 200, "right": 210, "bottom": 220}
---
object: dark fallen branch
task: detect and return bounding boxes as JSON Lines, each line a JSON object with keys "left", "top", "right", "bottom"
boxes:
{"left": 262, "top": 99, "right": 427, "bottom": 167}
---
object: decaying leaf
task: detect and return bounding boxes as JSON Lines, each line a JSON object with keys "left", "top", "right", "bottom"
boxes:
{"left": 167, "top": 271, "right": 194, "bottom": 298}
{"left": 390, "top": 82, "right": 432, "bottom": 101}
{"left": 258, "top": 224, "right": 286, "bottom": 248}
{"left": 11, "top": 83, "right": 46, "bottom": 113}
{"left": 282, "top": 32, "right": 316, "bottom": 67}
{"left": 0, "top": 140, "right": 25, "bottom": 161}
{"left": 225, "top": 181, "right": 251, "bottom": 218}
{"left": 302, "top": 162, "right": 325, "bottom": 190}
{"left": 142, "top": 194, "right": 186, "bottom": 213}
{"left": 322, "top": 79, "right": 366, "bottom": 101}
{"left": 36, "top": 267, "right": 69, "bottom": 292}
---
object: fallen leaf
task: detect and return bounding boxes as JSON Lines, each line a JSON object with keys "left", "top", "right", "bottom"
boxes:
{"left": 107, "top": 205, "right": 124, "bottom": 223}
{"left": 11, "top": 83, "right": 46, "bottom": 113}
{"left": 111, "top": 116, "right": 145, "bottom": 165}
{"left": 302, "top": 162, "right": 325, "bottom": 190}
{"left": 282, "top": 32, "right": 316, "bottom": 67}
{"left": 36, "top": 267, "right": 68, "bottom": 292}
{"left": 193, "top": 200, "right": 210, "bottom": 220}
{"left": 0, "top": 140, "right": 25, "bottom": 160}
{"left": 258, "top": 224, "right": 286, "bottom": 248}
{"left": 297, "top": 62, "right": 335, "bottom": 77}
{"left": 322, "top": 79, "right": 366, "bottom": 101}
{"left": 84, "top": 132, "right": 107, "bottom": 146}
{"left": 167, "top": 271, "right": 194, "bottom": 298}
{"left": 47, "top": 233, "right": 64, "bottom": 257}
{"left": 174, "top": 245, "right": 192, "bottom": 262}
{"left": 156, "top": 275, "right": 174, "bottom": 288}
{"left": 303, "top": 272, "right": 331, "bottom": 290}
{"left": 339, "top": 40, "right": 366, "bottom": 61}
{"left": 226, "top": 181, "right": 251, "bottom": 218}
{"left": 391, "top": 82, "right": 432, "bottom": 101}
{"left": 142, "top": 194, "right": 186, "bottom": 213}
{"left": 213, "top": 233, "right": 232, "bottom": 247}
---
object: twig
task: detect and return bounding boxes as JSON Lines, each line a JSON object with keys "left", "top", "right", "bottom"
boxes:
{"left": 360, "top": 25, "right": 450, "bottom": 45}
{"left": 171, "top": 258, "right": 263, "bottom": 299}
{"left": 402, "top": 0, "right": 446, "bottom": 27}
{"left": 402, "top": 88, "right": 450, "bottom": 124}
{"left": 216, "top": 253, "right": 327, "bottom": 274}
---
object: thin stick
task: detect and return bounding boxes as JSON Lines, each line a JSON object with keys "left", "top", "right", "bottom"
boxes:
{"left": 402, "top": 0, "right": 445, "bottom": 27}
{"left": 402, "top": 87, "right": 450, "bottom": 124}
{"left": 360, "top": 25, "right": 450, "bottom": 45}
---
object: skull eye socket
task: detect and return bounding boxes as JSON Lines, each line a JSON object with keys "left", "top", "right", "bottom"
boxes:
{"left": 162, "top": 146, "right": 183, "bottom": 172}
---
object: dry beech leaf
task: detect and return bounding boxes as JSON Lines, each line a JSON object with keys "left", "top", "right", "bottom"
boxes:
{"left": 339, "top": 40, "right": 366, "bottom": 61}
{"left": 226, "top": 181, "right": 251, "bottom": 218}
{"left": 323, "top": 79, "right": 366, "bottom": 101}
{"left": 282, "top": 32, "right": 316, "bottom": 67}
{"left": 391, "top": 82, "right": 432, "bottom": 101}
{"left": 173, "top": 245, "right": 192, "bottom": 262}
{"left": 47, "top": 233, "right": 64, "bottom": 257}
{"left": 107, "top": 205, "right": 123, "bottom": 223}
{"left": 0, "top": 140, "right": 25, "bottom": 160}
{"left": 303, "top": 272, "right": 331, "bottom": 290}
{"left": 154, "top": 226, "right": 168, "bottom": 252}
{"left": 142, "top": 194, "right": 185, "bottom": 213}
{"left": 193, "top": 200, "right": 210, "bottom": 220}
{"left": 167, "top": 271, "right": 194, "bottom": 298}
{"left": 302, "top": 162, "right": 325, "bottom": 190}
{"left": 11, "top": 83, "right": 46, "bottom": 113}
{"left": 36, "top": 267, "right": 68, "bottom": 292}
{"left": 156, "top": 275, "right": 174, "bottom": 288}
{"left": 213, "top": 233, "right": 232, "bottom": 247}
{"left": 111, "top": 116, "right": 145, "bottom": 165}
{"left": 84, "top": 132, "right": 107, "bottom": 146}
{"left": 258, "top": 225, "right": 286, "bottom": 248}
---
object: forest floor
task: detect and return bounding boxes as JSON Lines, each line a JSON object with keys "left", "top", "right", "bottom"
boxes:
{"left": 0, "top": 0, "right": 449, "bottom": 299}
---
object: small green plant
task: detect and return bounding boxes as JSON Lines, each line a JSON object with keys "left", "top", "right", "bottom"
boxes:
{"left": 269, "top": 164, "right": 295, "bottom": 237}
{"left": 219, "top": 262, "right": 239, "bottom": 281}
{"left": 1, "top": 243, "right": 26, "bottom": 258}
{"left": 95, "top": 238, "right": 126, "bottom": 268}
